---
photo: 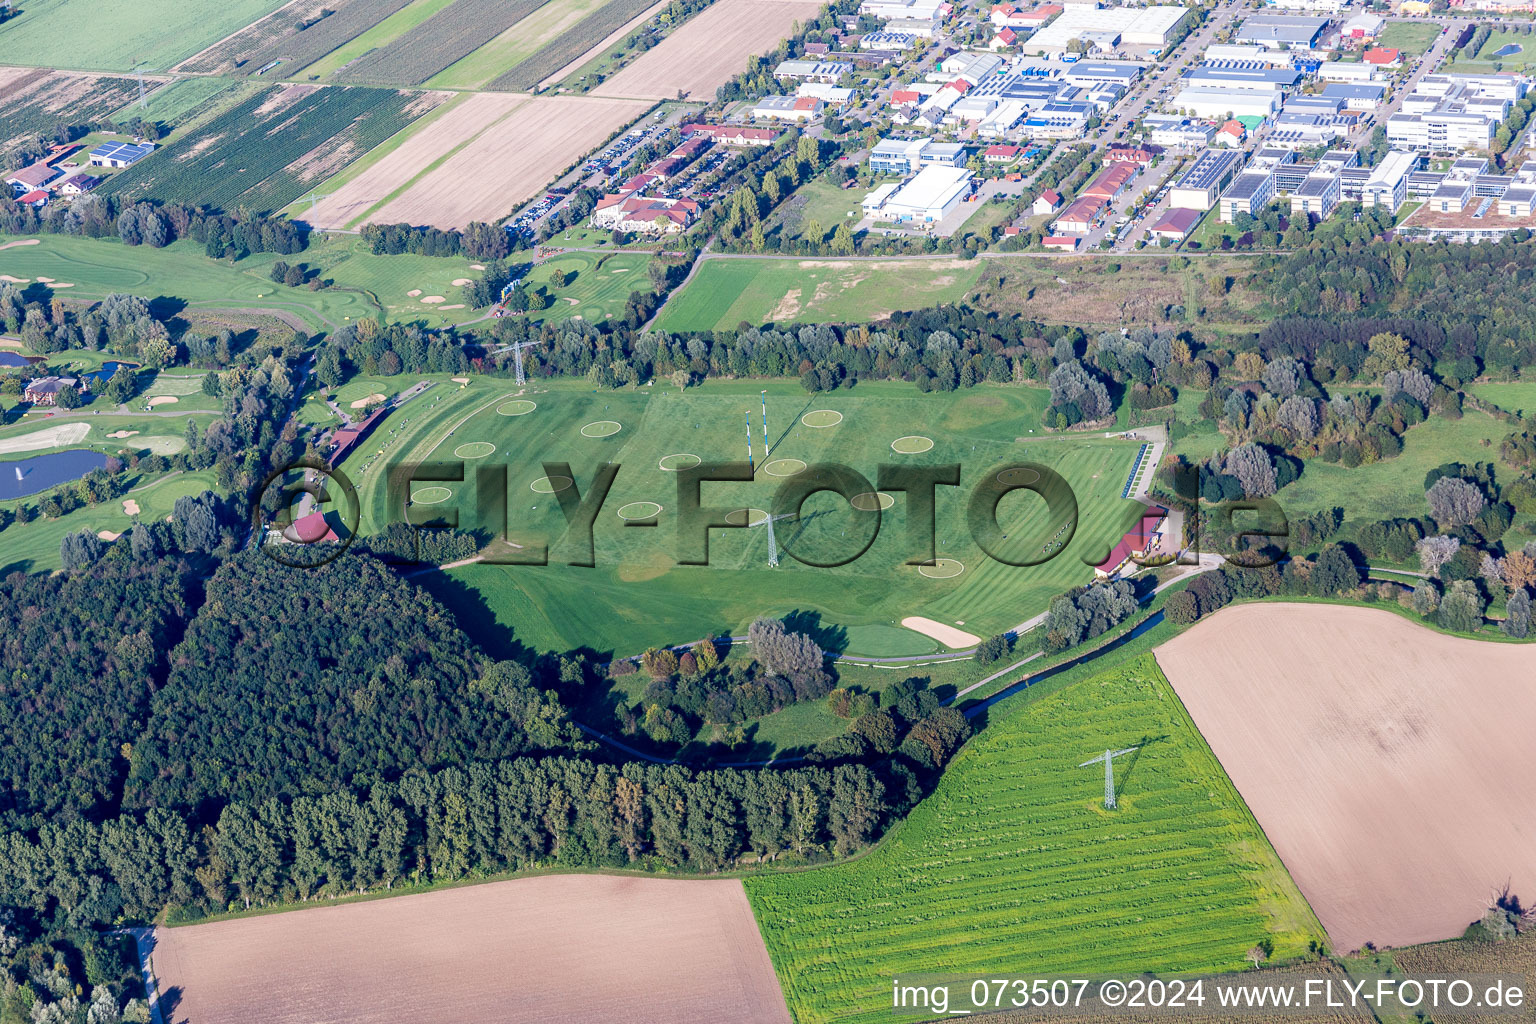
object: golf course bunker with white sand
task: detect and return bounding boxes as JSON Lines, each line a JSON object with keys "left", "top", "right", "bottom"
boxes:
{"left": 891, "top": 435, "right": 934, "bottom": 453}
{"left": 497, "top": 400, "right": 537, "bottom": 416}
{"left": 617, "top": 501, "right": 663, "bottom": 521}
{"left": 531, "top": 474, "right": 575, "bottom": 494}
{"left": 659, "top": 453, "right": 702, "bottom": 471}
{"left": 900, "top": 616, "right": 980, "bottom": 647}
{"left": 453, "top": 441, "right": 497, "bottom": 459}
{"left": 580, "top": 420, "right": 623, "bottom": 437}
{"left": 801, "top": 409, "right": 843, "bottom": 428}
{"left": 849, "top": 491, "right": 895, "bottom": 512}
{"left": 762, "top": 458, "right": 806, "bottom": 477}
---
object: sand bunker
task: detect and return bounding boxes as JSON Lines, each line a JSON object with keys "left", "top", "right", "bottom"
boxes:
{"left": 350, "top": 394, "right": 386, "bottom": 409}
{"left": 452, "top": 278, "right": 473, "bottom": 286}
{"left": 440, "top": 304, "right": 465, "bottom": 310}
{"left": 0, "top": 275, "right": 30, "bottom": 284}
{"left": 421, "top": 295, "right": 445, "bottom": 304}
{"left": 0, "top": 239, "right": 40, "bottom": 251}
{"left": 407, "top": 289, "right": 422, "bottom": 297}
{"left": 147, "top": 396, "right": 179, "bottom": 407}
{"left": 122, "top": 499, "right": 141, "bottom": 515}
{"left": 451, "top": 377, "right": 470, "bottom": 384}
{"left": 901, "top": 616, "right": 980, "bottom": 648}
{"left": 107, "top": 430, "right": 140, "bottom": 439}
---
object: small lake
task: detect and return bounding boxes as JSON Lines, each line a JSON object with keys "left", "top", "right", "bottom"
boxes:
{"left": 0, "top": 352, "right": 30, "bottom": 368}
{"left": 80, "top": 361, "right": 136, "bottom": 388}
{"left": 0, "top": 449, "right": 110, "bottom": 500}
{"left": 1492, "top": 43, "right": 1523, "bottom": 58}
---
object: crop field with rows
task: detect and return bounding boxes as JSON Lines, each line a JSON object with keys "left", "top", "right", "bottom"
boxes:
{"left": 176, "top": 0, "right": 417, "bottom": 76}
{"left": 333, "top": 0, "right": 552, "bottom": 85}
{"left": 744, "top": 656, "right": 1324, "bottom": 1024}
{"left": 99, "top": 85, "right": 432, "bottom": 214}
{"left": 485, "top": 0, "right": 662, "bottom": 92}
{"left": 0, "top": 69, "right": 146, "bottom": 149}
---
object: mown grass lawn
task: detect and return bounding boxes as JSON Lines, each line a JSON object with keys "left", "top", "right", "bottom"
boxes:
{"left": 745, "top": 655, "right": 1323, "bottom": 1024}
{"left": 1377, "top": 21, "right": 1439, "bottom": 55}
{"left": 653, "top": 257, "right": 983, "bottom": 332}
{"left": 344, "top": 377, "right": 1136, "bottom": 656}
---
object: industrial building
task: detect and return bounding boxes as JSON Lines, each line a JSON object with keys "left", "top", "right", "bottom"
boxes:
{"left": 773, "top": 60, "right": 853, "bottom": 82}
{"left": 1172, "top": 85, "right": 1282, "bottom": 120}
{"left": 1387, "top": 74, "right": 1526, "bottom": 153}
{"left": 1233, "top": 14, "right": 1330, "bottom": 50}
{"left": 1144, "top": 115, "right": 1216, "bottom": 148}
{"left": 1169, "top": 148, "right": 1244, "bottom": 209}
{"left": 1360, "top": 150, "right": 1418, "bottom": 212}
{"left": 1019, "top": 3, "right": 1189, "bottom": 55}
{"left": 1183, "top": 64, "right": 1302, "bottom": 92}
{"left": 862, "top": 165, "right": 974, "bottom": 223}
{"left": 868, "top": 136, "right": 965, "bottom": 174}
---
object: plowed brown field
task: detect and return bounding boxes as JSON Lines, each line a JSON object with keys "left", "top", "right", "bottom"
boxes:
{"left": 1155, "top": 603, "right": 1536, "bottom": 955}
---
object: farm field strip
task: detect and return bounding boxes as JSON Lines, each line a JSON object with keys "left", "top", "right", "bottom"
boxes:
{"left": 591, "top": 0, "right": 824, "bottom": 100}
{"left": 0, "top": 0, "right": 292, "bottom": 72}
{"left": 109, "top": 77, "right": 237, "bottom": 128}
{"left": 744, "top": 657, "right": 1323, "bottom": 1024}
{"left": 98, "top": 84, "right": 442, "bottom": 214}
{"left": 1155, "top": 603, "right": 1536, "bottom": 955}
{"left": 298, "top": 0, "right": 458, "bottom": 78}
{"left": 175, "top": 0, "right": 417, "bottom": 76}
{"left": 152, "top": 874, "right": 792, "bottom": 1024}
{"left": 545, "top": 0, "right": 672, "bottom": 89}
{"left": 0, "top": 71, "right": 149, "bottom": 149}
{"left": 300, "top": 91, "right": 527, "bottom": 229}
{"left": 483, "top": 0, "right": 664, "bottom": 92}
{"left": 427, "top": 0, "right": 607, "bottom": 88}
{"left": 365, "top": 94, "right": 650, "bottom": 229}
{"left": 333, "top": 0, "right": 552, "bottom": 85}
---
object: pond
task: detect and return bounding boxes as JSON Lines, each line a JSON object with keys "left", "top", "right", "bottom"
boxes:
{"left": 80, "top": 361, "right": 136, "bottom": 388}
{"left": 1492, "top": 43, "right": 1523, "bottom": 58}
{"left": 0, "top": 449, "right": 111, "bottom": 500}
{"left": 0, "top": 352, "right": 31, "bottom": 368}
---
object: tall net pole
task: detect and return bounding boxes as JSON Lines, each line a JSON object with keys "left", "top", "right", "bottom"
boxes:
{"left": 761, "top": 390, "right": 768, "bottom": 457}
{"left": 745, "top": 411, "right": 754, "bottom": 470}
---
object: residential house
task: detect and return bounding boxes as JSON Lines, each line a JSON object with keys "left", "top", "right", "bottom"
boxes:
{"left": 1032, "top": 188, "right": 1063, "bottom": 214}
{"left": 590, "top": 194, "right": 699, "bottom": 234}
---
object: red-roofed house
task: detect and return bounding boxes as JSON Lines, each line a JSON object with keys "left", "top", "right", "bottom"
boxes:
{"left": 329, "top": 404, "right": 390, "bottom": 464}
{"left": 991, "top": 27, "right": 1019, "bottom": 49}
{"left": 983, "top": 144, "right": 1023, "bottom": 163}
{"left": 1016, "top": 3, "right": 1062, "bottom": 25}
{"left": 286, "top": 510, "right": 340, "bottom": 545}
{"left": 5, "top": 163, "right": 58, "bottom": 192}
{"left": 1053, "top": 195, "right": 1107, "bottom": 234}
{"left": 1083, "top": 162, "right": 1138, "bottom": 201}
{"left": 681, "top": 123, "right": 779, "bottom": 146}
{"left": 616, "top": 172, "right": 663, "bottom": 195}
{"left": 945, "top": 78, "right": 971, "bottom": 95}
{"left": 591, "top": 194, "right": 700, "bottom": 234}
{"left": 1148, "top": 206, "right": 1201, "bottom": 243}
{"left": 890, "top": 89, "right": 922, "bottom": 105}
{"left": 1214, "top": 120, "right": 1246, "bottom": 147}
{"left": 1042, "top": 235, "right": 1079, "bottom": 251}
{"left": 1105, "top": 143, "right": 1161, "bottom": 165}
{"left": 1363, "top": 47, "right": 1401, "bottom": 67}
{"left": 1032, "top": 188, "right": 1062, "bottom": 215}
{"left": 1093, "top": 506, "right": 1168, "bottom": 578}
{"left": 15, "top": 190, "right": 48, "bottom": 208}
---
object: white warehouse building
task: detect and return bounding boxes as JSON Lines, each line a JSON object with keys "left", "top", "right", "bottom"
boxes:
{"left": 1172, "top": 85, "right": 1282, "bottom": 120}
{"left": 863, "top": 165, "right": 974, "bottom": 223}
{"left": 1020, "top": 3, "right": 1189, "bottom": 55}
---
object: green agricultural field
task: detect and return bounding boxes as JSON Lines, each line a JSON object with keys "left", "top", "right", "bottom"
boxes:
{"left": 0, "top": 236, "right": 378, "bottom": 332}
{"left": 0, "top": 74, "right": 143, "bottom": 146}
{"left": 483, "top": 0, "right": 662, "bottom": 92}
{"left": 429, "top": 0, "right": 607, "bottom": 88}
{"left": 100, "top": 85, "right": 426, "bottom": 214}
{"left": 110, "top": 77, "right": 236, "bottom": 128}
{"left": 301, "top": 0, "right": 459, "bottom": 77}
{"left": 333, "top": 0, "right": 551, "bottom": 85}
{"left": 339, "top": 377, "right": 1143, "bottom": 655}
{"left": 1376, "top": 21, "right": 1439, "bottom": 55}
{"left": 653, "top": 257, "right": 984, "bottom": 332}
{"left": 1470, "top": 379, "right": 1536, "bottom": 417}
{"left": 0, "top": 469, "right": 218, "bottom": 574}
{"left": 526, "top": 250, "right": 654, "bottom": 324}
{"left": 745, "top": 656, "right": 1324, "bottom": 1024}
{"left": 0, "top": 0, "right": 289, "bottom": 71}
